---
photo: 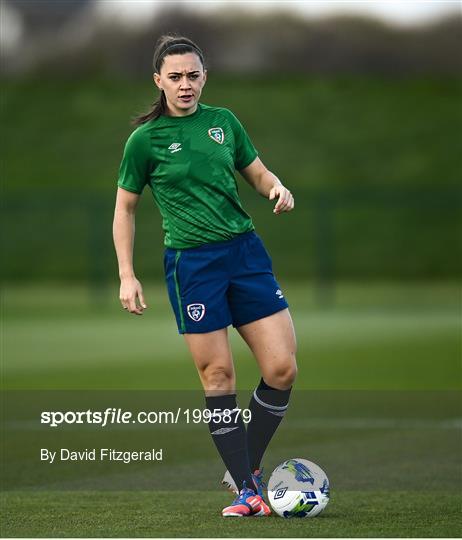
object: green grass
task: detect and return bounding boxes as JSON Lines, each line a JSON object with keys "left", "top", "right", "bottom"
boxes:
{"left": 2, "top": 282, "right": 461, "bottom": 537}
{"left": 2, "top": 490, "right": 461, "bottom": 537}
{"left": 3, "top": 282, "right": 460, "bottom": 390}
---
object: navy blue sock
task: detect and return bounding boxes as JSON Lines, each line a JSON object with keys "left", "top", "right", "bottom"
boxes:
{"left": 205, "top": 394, "right": 254, "bottom": 492}
{"left": 246, "top": 378, "right": 292, "bottom": 471}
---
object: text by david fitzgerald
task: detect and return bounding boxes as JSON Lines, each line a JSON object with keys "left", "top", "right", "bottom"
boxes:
{"left": 41, "top": 448, "right": 163, "bottom": 464}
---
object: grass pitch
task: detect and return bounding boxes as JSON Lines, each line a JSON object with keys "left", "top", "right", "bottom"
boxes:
{"left": 2, "top": 490, "right": 461, "bottom": 538}
{"left": 2, "top": 282, "right": 461, "bottom": 537}
{"left": 3, "top": 281, "right": 460, "bottom": 390}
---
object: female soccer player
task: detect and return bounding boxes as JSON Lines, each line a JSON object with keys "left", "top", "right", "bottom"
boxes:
{"left": 113, "top": 35, "right": 297, "bottom": 517}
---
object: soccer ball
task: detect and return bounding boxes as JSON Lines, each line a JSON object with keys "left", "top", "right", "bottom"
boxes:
{"left": 267, "top": 458, "right": 330, "bottom": 518}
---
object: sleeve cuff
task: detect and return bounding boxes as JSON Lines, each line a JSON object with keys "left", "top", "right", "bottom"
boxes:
{"left": 117, "top": 181, "right": 143, "bottom": 195}
{"left": 237, "top": 150, "right": 258, "bottom": 171}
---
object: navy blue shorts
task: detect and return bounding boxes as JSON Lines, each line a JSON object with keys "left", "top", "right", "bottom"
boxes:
{"left": 164, "top": 231, "right": 289, "bottom": 334}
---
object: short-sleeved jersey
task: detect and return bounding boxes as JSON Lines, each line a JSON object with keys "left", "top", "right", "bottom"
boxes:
{"left": 117, "top": 103, "right": 258, "bottom": 249}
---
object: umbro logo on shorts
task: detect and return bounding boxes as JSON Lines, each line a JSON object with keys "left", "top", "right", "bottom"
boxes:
{"left": 208, "top": 127, "right": 224, "bottom": 144}
{"left": 168, "top": 142, "right": 182, "bottom": 153}
{"left": 187, "top": 303, "right": 206, "bottom": 322}
{"left": 276, "top": 289, "right": 284, "bottom": 299}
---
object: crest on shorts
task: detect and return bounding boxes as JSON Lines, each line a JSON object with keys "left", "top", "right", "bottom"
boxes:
{"left": 187, "top": 303, "right": 206, "bottom": 322}
{"left": 208, "top": 127, "right": 224, "bottom": 144}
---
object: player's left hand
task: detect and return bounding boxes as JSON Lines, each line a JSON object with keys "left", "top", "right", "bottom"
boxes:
{"left": 269, "top": 184, "right": 294, "bottom": 214}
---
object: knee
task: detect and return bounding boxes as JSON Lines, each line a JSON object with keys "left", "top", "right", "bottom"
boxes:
{"left": 265, "top": 359, "right": 297, "bottom": 390}
{"left": 200, "top": 363, "right": 235, "bottom": 393}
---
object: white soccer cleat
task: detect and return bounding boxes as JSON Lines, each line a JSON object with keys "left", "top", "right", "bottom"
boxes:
{"left": 222, "top": 470, "right": 238, "bottom": 495}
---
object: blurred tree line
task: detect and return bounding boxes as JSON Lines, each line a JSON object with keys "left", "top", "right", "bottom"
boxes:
{"left": 2, "top": 2, "right": 461, "bottom": 76}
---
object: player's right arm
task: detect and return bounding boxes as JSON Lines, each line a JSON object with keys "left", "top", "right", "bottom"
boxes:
{"left": 113, "top": 187, "right": 147, "bottom": 315}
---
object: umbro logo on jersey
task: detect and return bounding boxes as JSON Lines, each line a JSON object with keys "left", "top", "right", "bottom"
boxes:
{"left": 187, "top": 303, "right": 205, "bottom": 322}
{"left": 168, "top": 142, "right": 182, "bottom": 153}
{"left": 208, "top": 127, "right": 224, "bottom": 144}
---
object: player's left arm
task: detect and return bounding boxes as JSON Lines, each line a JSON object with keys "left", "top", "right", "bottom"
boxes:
{"left": 239, "top": 157, "right": 294, "bottom": 215}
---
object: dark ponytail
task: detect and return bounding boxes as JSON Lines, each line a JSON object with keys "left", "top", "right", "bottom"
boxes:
{"left": 132, "top": 35, "right": 205, "bottom": 126}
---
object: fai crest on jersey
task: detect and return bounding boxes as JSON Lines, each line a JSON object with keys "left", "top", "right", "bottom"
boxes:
{"left": 187, "top": 303, "right": 206, "bottom": 322}
{"left": 208, "top": 127, "right": 224, "bottom": 144}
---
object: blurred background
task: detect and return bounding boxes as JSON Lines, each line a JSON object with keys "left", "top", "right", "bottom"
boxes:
{"left": 2, "top": 0, "right": 461, "bottom": 391}
{"left": 2, "top": 5, "right": 461, "bottom": 535}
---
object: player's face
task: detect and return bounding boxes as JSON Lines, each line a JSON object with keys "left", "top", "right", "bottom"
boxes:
{"left": 154, "top": 53, "right": 207, "bottom": 117}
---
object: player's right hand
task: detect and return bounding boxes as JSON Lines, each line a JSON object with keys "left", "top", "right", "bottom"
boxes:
{"left": 119, "top": 277, "right": 148, "bottom": 315}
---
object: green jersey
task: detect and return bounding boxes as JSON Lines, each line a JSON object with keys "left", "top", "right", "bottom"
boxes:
{"left": 117, "top": 103, "right": 258, "bottom": 248}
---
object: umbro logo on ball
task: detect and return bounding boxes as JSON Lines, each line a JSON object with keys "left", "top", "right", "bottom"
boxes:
{"left": 273, "top": 487, "right": 288, "bottom": 500}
